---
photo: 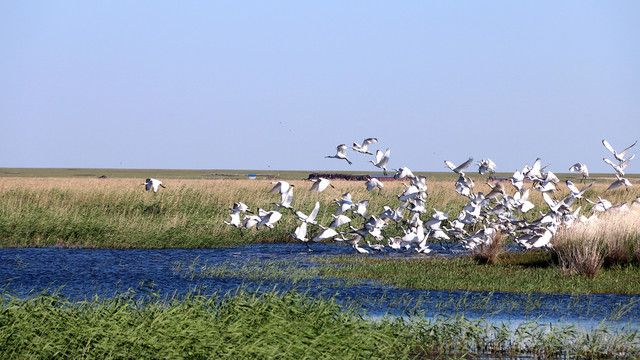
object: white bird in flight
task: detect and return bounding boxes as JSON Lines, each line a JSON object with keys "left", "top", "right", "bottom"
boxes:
{"left": 352, "top": 137, "right": 378, "bottom": 155}
{"left": 393, "top": 166, "right": 415, "bottom": 180}
{"left": 325, "top": 144, "right": 353, "bottom": 165}
{"left": 295, "top": 201, "right": 320, "bottom": 225}
{"left": 602, "top": 139, "right": 637, "bottom": 163}
{"left": 309, "top": 178, "right": 334, "bottom": 193}
{"left": 444, "top": 157, "right": 473, "bottom": 175}
{"left": 365, "top": 176, "right": 384, "bottom": 194}
{"left": 607, "top": 175, "right": 632, "bottom": 191}
{"left": 603, "top": 155, "right": 635, "bottom": 176}
{"left": 256, "top": 210, "right": 283, "bottom": 230}
{"left": 370, "top": 148, "right": 391, "bottom": 175}
{"left": 230, "top": 202, "right": 253, "bottom": 214}
{"left": 477, "top": 159, "right": 497, "bottom": 176}
{"left": 276, "top": 185, "right": 295, "bottom": 209}
{"left": 312, "top": 225, "right": 340, "bottom": 242}
{"left": 142, "top": 178, "right": 166, "bottom": 193}
{"left": 269, "top": 181, "right": 290, "bottom": 195}
{"left": 353, "top": 200, "right": 369, "bottom": 218}
{"left": 329, "top": 214, "right": 352, "bottom": 229}
{"left": 569, "top": 163, "right": 589, "bottom": 182}
{"left": 565, "top": 180, "right": 593, "bottom": 200}
{"left": 289, "top": 222, "right": 311, "bottom": 250}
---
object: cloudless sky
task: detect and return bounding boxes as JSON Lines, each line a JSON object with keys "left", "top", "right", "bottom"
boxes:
{"left": 1, "top": 1, "right": 639, "bottom": 174}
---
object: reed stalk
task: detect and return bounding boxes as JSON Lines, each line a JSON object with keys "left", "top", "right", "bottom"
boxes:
{"left": 552, "top": 204, "right": 640, "bottom": 277}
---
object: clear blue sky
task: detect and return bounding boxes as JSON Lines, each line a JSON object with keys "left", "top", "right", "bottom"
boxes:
{"left": 1, "top": 1, "right": 639, "bottom": 174}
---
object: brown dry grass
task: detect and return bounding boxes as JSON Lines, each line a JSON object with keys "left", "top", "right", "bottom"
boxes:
{"left": 473, "top": 230, "right": 505, "bottom": 265}
{"left": 552, "top": 203, "right": 640, "bottom": 277}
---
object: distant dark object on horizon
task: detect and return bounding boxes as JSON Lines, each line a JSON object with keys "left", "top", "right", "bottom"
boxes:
{"left": 307, "top": 173, "right": 408, "bottom": 181}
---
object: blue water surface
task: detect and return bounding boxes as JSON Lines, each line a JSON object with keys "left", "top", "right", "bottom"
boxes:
{"left": 1, "top": 244, "right": 639, "bottom": 330}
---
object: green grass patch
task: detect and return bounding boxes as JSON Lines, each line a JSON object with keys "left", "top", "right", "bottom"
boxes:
{"left": 317, "top": 253, "right": 640, "bottom": 294}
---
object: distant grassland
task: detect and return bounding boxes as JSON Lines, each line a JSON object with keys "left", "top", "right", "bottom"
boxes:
{"left": 2, "top": 167, "right": 638, "bottom": 182}
{"left": 1, "top": 170, "right": 638, "bottom": 249}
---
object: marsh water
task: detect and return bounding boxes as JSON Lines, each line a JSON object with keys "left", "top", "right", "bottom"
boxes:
{"left": 2, "top": 244, "right": 639, "bottom": 330}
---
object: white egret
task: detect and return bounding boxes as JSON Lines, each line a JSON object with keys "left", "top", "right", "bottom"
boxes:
{"left": 269, "top": 181, "right": 290, "bottom": 195}
{"left": 223, "top": 212, "right": 242, "bottom": 228}
{"left": 289, "top": 222, "right": 312, "bottom": 250}
{"left": 256, "top": 210, "right": 283, "bottom": 230}
{"left": 230, "top": 202, "right": 253, "bottom": 214}
{"left": 444, "top": 157, "right": 473, "bottom": 175}
{"left": 365, "top": 177, "right": 384, "bottom": 194}
{"left": 477, "top": 159, "right": 497, "bottom": 177}
{"left": 602, "top": 139, "right": 637, "bottom": 163}
{"left": 566, "top": 180, "right": 593, "bottom": 200}
{"left": 568, "top": 163, "right": 589, "bottom": 182}
{"left": 398, "top": 184, "right": 420, "bottom": 202}
{"left": 295, "top": 201, "right": 320, "bottom": 225}
{"left": 142, "top": 178, "right": 166, "bottom": 193}
{"left": 366, "top": 240, "right": 385, "bottom": 252}
{"left": 325, "top": 144, "right": 352, "bottom": 165}
{"left": 352, "top": 137, "right": 378, "bottom": 155}
{"left": 523, "top": 158, "right": 543, "bottom": 181}
{"left": 242, "top": 215, "right": 262, "bottom": 229}
{"left": 312, "top": 225, "right": 340, "bottom": 242}
{"left": 607, "top": 175, "right": 632, "bottom": 191}
{"left": 370, "top": 148, "right": 391, "bottom": 175}
{"left": 309, "top": 178, "right": 334, "bottom": 193}
{"left": 485, "top": 181, "right": 506, "bottom": 200}
{"left": 456, "top": 174, "right": 475, "bottom": 197}
{"left": 334, "top": 192, "right": 354, "bottom": 215}
{"left": 329, "top": 214, "right": 352, "bottom": 229}
{"left": 510, "top": 170, "right": 525, "bottom": 192}
{"left": 603, "top": 155, "right": 635, "bottom": 176}
{"left": 353, "top": 200, "right": 369, "bottom": 218}
{"left": 393, "top": 166, "right": 415, "bottom": 180}
{"left": 277, "top": 185, "right": 295, "bottom": 209}
{"left": 335, "top": 233, "right": 370, "bottom": 254}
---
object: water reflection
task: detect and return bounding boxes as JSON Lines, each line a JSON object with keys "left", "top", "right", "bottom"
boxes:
{"left": 1, "top": 244, "right": 639, "bottom": 330}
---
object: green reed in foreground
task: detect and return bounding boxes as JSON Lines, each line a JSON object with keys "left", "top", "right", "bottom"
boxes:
{"left": 171, "top": 258, "right": 640, "bottom": 320}
{"left": 1, "top": 289, "right": 639, "bottom": 359}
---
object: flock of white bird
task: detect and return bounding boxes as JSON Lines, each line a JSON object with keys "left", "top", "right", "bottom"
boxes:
{"left": 209, "top": 138, "right": 637, "bottom": 254}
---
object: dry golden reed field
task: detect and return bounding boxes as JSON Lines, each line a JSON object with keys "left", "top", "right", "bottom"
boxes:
{"left": 0, "top": 175, "right": 639, "bottom": 253}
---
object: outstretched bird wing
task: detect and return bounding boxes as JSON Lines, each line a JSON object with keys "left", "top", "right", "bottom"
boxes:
{"left": 619, "top": 141, "right": 637, "bottom": 158}
{"left": 307, "top": 201, "right": 320, "bottom": 223}
{"left": 455, "top": 157, "right": 474, "bottom": 173}
{"left": 602, "top": 139, "right": 617, "bottom": 156}
{"left": 565, "top": 180, "right": 579, "bottom": 195}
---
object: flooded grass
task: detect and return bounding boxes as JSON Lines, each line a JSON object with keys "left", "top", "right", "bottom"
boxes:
{"left": 1, "top": 289, "right": 638, "bottom": 359}
{"left": 315, "top": 252, "right": 640, "bottom": 294}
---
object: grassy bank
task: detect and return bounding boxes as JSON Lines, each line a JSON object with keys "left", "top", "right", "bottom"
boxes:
{"left": 2, "top": 289, "right": 638, "bottom": 359}
{"left": 317, "top": 253, "right": 640, "bottom": 294}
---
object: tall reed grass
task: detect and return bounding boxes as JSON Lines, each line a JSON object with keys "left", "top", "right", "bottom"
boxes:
{"left": 1, "top": 177, "right": 638, "bottom": 248}
{"left": 552, "top": 204, "right": 640, "bottom": 277}
{"left": 0, "top": 177, "right": 466, "bottom": 248}
{"left": 473, "top": 230, "right": 505, "bottom": 264}
{"left": 2, "top": 289, "right": 638, "bottom": 359}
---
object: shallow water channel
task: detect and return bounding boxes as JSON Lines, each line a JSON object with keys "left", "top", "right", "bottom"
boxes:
{"left": 1, "top": 243, "right": 639, "bottom": 331}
